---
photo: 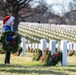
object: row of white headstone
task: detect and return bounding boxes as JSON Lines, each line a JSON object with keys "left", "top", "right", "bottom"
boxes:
{"left": 18, "top": 25, "right": 63, "bottom": 41}
{"left": 26, "top": 42, "right": 76, "bottom": 52}
{"left": 19, "top": 22, "right": 76, "bottom": 34}
{"left": 18, "top": 22, "right": 76, "bottom": 42}
{"left": 21, "top": 38, "right": 76, "bottom": 66}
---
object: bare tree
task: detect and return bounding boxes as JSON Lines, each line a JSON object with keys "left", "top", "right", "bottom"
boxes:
{"left": 0, "top": 0, "right": 49, "bottom": 31}
{"left": 61, "top": 0, "right": 76, "bottom": 25}
{"left": 0, "top": 0, "right": 34, "bottom": 31}
{"left": 68, "top": 0, "right": 76, "bottom": 11}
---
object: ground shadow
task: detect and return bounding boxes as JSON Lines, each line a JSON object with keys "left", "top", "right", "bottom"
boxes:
{"left": 0, "top": 64, "right": 68, "bottom": 75}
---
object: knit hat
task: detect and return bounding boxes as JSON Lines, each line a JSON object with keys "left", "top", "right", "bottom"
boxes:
{"left": 3, "top": 16, "right": 15, "bottom": 26}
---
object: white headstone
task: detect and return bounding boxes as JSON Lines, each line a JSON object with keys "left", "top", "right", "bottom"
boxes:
{"left": 46, "top": 43, "right": 49, "bottom": 48}
{"left": 40, "top": 39, "right": 47, "bottom": 54}
{"left": 67, "top": 43, "right": 70, "bottom": 52}
{"left": 29, "top": 44, "right": 32, "bottom": 48}
{"left": 35, "top": 43, "right": 39, "bottom": 48}
{"left": 39, "top": 44, "right": 41, "bottom": 49}
{"left": 60, "top": 40, "right": 67, "bottom": 66}
{"left": 49, "top": 40, "right": 56, "bottom": 55}
{"left": 56, "top": 44, "right": 60, "bottom": 50}
{"left": 26, "top": 44, "right": 29, "bottom": 49}
{"left": 32, "top": 44, "right": 35, "bottom": 49}
{"left": 67, "top": 43, "right": 73, "bottom": 52}
{"left": 21, "top": 38, "right": 26, "bottom": 57}
{"left": 73, "top": 43, "right": 76, "bottom": 52}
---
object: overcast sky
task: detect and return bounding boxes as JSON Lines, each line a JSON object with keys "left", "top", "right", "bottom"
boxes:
{"left": 33, "top": 0, "right": 72, "bottom": 16}
{"left": 46, "top": 0, "right": 72, "bottom": 15}
{"left": 46, "top": 0, "right": 71, "bottom": 4}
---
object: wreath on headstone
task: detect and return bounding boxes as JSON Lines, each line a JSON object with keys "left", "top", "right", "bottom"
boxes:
{"left": 45, "top": 51, "right": 62, "bottom": 66}
{"left": 68, "top": 50, "right": 75, "bottom": 56}
{"left": 33, "top": 49, "right": 42, "bottom": 61}
{"left": 0, "top": 31, "right": 22, "bottom": 55}
{"left": 39, "top": 48, "right": 51, "bottom": 62}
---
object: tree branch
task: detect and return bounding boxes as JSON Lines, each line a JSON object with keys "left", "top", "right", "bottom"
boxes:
{"left": 18, "top": 0, "right": 33, "bottom": 11}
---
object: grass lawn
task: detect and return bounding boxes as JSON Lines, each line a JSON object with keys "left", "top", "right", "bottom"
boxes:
{"left": 0, "top": 52, "right": 76, "bottom": 75}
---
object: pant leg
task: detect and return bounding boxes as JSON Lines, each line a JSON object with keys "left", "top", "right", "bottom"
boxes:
{"left": 4, "top": 52, "right": 10, "bottom": 64}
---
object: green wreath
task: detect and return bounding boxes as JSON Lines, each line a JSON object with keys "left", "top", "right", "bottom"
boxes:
{"left": 33, "top": 49, "right": 42, "bottom": 61}
{"left": 45, "top": 51, "right": 62, "bottom": 66}
{"left": 0, "top": 31, "right": 21, "bottom": 53}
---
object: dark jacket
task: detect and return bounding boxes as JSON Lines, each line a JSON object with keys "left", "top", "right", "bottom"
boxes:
{"left": 2, "top": 25, "right": 13, "bottom": 42}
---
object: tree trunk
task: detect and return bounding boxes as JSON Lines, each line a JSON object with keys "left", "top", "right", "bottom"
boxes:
{"left": 13, "top": 14, "right": 19, "bottom": 31}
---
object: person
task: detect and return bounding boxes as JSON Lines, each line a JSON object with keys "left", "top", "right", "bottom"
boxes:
{"left": 2, "top": 16, "right": 17, "bottom": 64}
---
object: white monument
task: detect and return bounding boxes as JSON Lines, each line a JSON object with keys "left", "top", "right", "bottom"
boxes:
{"left": 49, "top": 40, "right": 56, "bottom": 55}
{"left": 60, "top": 40, "right": 67, "bottom": 66}
{"left": 21, "top": 38, "right": 26, "bottom": 57}
{"left": 40, "top": 39, "right": 47, "bottom": 54}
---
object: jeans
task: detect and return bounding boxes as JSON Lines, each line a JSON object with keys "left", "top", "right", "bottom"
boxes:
{"left": 4, "top": 52, "right": 10, "bottom": 64}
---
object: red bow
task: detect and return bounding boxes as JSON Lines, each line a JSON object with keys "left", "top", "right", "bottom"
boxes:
{"left": 10, "top": 40, "right": 14, "bottom": 47}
